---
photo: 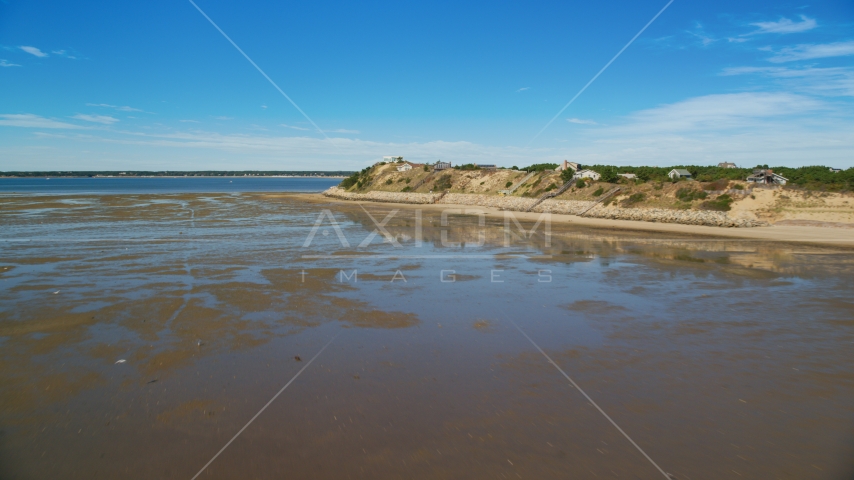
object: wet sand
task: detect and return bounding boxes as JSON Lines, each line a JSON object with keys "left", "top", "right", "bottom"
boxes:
{"left": 1, "top": 193, "right": 853, "bottom": 479}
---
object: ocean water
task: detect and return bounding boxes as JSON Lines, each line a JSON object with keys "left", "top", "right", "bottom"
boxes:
{"left": 0, "top": 176, "right": 342, "bottom": 194}
{"left": 0, "top": 193, "right": 852, "bottom": 479}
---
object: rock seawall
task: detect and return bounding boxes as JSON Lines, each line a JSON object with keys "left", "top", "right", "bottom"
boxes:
{"left": 322, "top": 187, "right": 766, "bottom": 228}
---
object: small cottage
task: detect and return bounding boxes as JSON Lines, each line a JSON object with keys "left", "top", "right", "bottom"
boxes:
{"left": 668, "top": 169, "right": 692, "bottom": 181}
{"left": 396, "top": 163, "right": 413, "bottom": 172}
{"left": 718, "top": 162, "right": 738, "bottom": 169}
{"left": 574, "top": 169, "right": 601, "bottom": 181}
{"left": 555, "top": 160, "right": 580, "bottom": 172}
{"left": 746, "top": 169, "right": 788, "bottom": 185}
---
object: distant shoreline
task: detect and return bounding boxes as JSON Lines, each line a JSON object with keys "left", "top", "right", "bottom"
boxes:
{"left": 0, "top": 175, "right": 348, "bottom": 179}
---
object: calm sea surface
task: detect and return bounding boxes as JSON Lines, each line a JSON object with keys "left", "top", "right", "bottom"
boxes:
{"left": 0, "top": 177, "right": 341, "bottom": 194}
{"left": 0, "top": 192, "right": 852, "bottom": 479}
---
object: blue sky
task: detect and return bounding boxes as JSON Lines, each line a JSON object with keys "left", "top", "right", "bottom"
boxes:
{"left": 1, "top": 0, "right": 852, "bottom": 170}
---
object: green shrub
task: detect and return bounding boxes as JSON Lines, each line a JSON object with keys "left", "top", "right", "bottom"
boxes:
{"left": 732, "top": 184, "right": 744, "bottom": 190}
{"left": 621, "top": 192, "right": 645, "bottom": 206}
{"left": 676, "top": 188, "right": 707, "bottom": 202}
{"left": 521, "top": 163, "right": 558, "bottom": 172}
{"left": 401, "top": 186, "right": 411, "bottom": 192}
{"left": 405, "top": 178, "right": 411, "bottom": 184}
{"left": 505, "top": 181, "right": 513, "bottom": 188}
{"left": 385, "top": 179, "right": 393, "bottom": 185}
{"left": 434, "top": 174, "right": 452, "bottom": 191}
{"left": 699, "top": 194, "right": 733, "bottom": 211}
{"left": 455, "top": 164, "right": 480, "bottom": 171}
{"left": 576, "top": 179, "right": 587, "bottom": 188}
{"left": 592, "top": 187, "right": 604, "bottom": 196}
{"left": 423, "top": 165, "right": 429, "bottom": 172}
{"left": 560, "top": 168, "right": 575, "bottom": 183}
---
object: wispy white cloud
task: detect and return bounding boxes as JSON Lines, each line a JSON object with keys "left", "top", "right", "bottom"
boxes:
{"left": 0, "top": 59, "right": 20, "bottom": 67}
{"left": 748, "top": 15, "right": 817, "bottom": 35}
{"left": 516, "top": 87, "right": 530, "bottom": 92}
{"left": 19, "top": 46, "right": 47, "bottom": 57}
{"left": 51, "top": 49, "right": 77, "bottom": 59}
{"left": 687, "top": 22, "right": 717, "bottom": 46}
{"left": 280, "top": 124, "right": 310, "bottom": 131}
{"left": 86, "top": 103, "right": 144, "bottom": 113}
{"left": 767, "top": 41, "right": 854, "bottom": 62}
{"left": 0, "top": 114, "right": 83, "bottom": 129}
{"left": 71, "top": 114, "right": 120, "bottom": 125}
{"left": 213, "top": 116, "right": 233, "bottom": 121}
{"left": 721, "top": 65, "right": 854, "bottom": 97}
{"left": 261, "top": 105, "right": 268, "bottom": 109}
{"left": 179, "top": 119, "right": 200, "bottom": 123}
{"left": 329, "top": 128, "right": 360, "bottom": 134}
{"left": 601, "top": 92, "right": 825, "bottom": 136}
{"left": 567, "top": 118, "right": 598, "bottom": 125}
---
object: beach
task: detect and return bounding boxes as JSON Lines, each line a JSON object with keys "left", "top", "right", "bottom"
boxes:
{"left": 1, "top": 190, "right": 852, "bottom": 479}
{"left": 302, "top": 192, "right": 854, "bottom": 248}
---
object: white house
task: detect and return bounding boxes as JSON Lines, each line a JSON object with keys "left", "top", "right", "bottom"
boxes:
{"left": 383, "top": 156, "right": 404, "bottom": 163}
{"left": 396, "top": 163, "right": 413, "bottom": 172}
{"left": 617, "top": 173, "right": 637, "bottom": 180}
{"left": 574, "top": 169, "right": 601, "bottom": 181}
{"left": 718, "top": 162, "right": 738, "bottom": 169}
{"left": 555, "top": 160, "right": 580, "bottom": 172}
{"left": 434, "top": 161, "right": 451, "bottom": 170}
{"left": 668, "top": 169, "right": 692, "bottom": 180}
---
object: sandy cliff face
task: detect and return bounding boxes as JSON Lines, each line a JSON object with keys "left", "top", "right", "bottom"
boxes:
{"left": 332, "top": 164, "right": 854, "bottom": 228}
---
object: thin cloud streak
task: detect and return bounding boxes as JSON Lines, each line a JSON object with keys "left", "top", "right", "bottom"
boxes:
{"left": 0, "top": 114, "right": 84, "bottom": 129}
{"left": 86, "top": 103, "right": 145, "bottom": 112}
{"left": 768, "top": 41, "right": 854, "bottom": 62}
{"left": 0, "top": 59, "right": 21, "bottom": 67}
{"left": 722, "top": 66, "right": 854, "bottom": 97}
{"left": 280, "top": 124, "right": 310, "bottom": 131}
{"left": 72, "top": 114, "right": 120, "bottom": 125}
{"left": 748, "top": 15, "right": 817, "bottom": 35}
{"left": 19, "top": 46, "right": 47, "bottom": 57}
{"left": 567, "top": 118, "right": 598, "bottom": 125}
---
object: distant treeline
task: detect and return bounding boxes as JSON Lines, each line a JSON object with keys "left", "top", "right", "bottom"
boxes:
{"left": 0, "top": 171, "right": 354, "bottom": 177}
{"left": 510, "top": 164, "right": 852, "bottom": 190}
{"left": 583, "top": 165, "right": 853, "bottom": 190}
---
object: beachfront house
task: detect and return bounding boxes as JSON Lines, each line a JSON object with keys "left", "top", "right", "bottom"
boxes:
{"left": 476, "top": 164, "right": 497, "bottom": 170}
{"left": 718, "top": 162, "right": 738, "bottom": 169}
{"left": 435, "top": 161, "right": 451, "bottom": 171}
{"left": 617, "top": 173, "right": 637, "bottom": 180}
{"left": 668, "top": 169, "right": 693, "bottom": 181}
{"left": 396, "top": 162, "right": 413, "bottom": 172}
{"left": 829, "top": 167, "right": 842, "bottom": 173}
{"left": 574, "top": 169, "right": 601, "bottom": 181}
{"left": 383, "top": 156, "right": 404, "bottom": 163}
{"left": 555, "top": 160, "right": 580, "bottom": 172}
{"left": 746, "top": 169, "right": 788, "bottom": 185}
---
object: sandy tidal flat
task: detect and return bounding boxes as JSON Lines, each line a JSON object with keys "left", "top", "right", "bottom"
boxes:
{"left": 0, "top": 193, "right": 853, "bottom": 479}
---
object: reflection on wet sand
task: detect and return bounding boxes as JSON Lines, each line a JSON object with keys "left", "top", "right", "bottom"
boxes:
{"left": 1, "top": 193, "right": 852, "bottom": 479}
